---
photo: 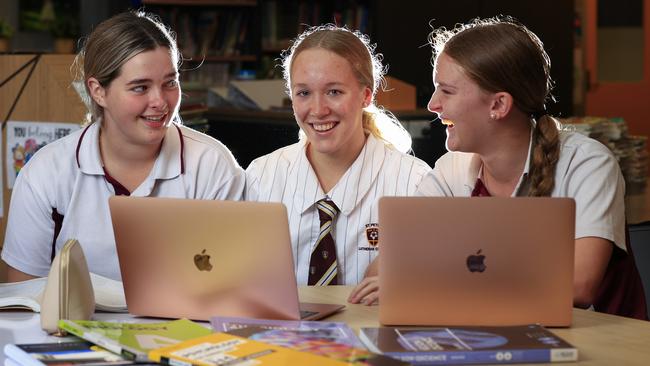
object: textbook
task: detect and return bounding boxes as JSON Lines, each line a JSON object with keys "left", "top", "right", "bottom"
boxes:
{"left": 57, "top": 318, "right": 211, "bottom": 362}
{"left": 0, "top": 273, "right": 127, "bottom": 313}
{"left": 210, "top": 316, "right": 364, "bottom": 348}
{"left": 227, "top": 325, "right": 409, "bottom": 366}
{"left": 3, "top": 341, "right": 134, "bottom": 366}
{"left": 359, "top": 324, "right": 578, "bottom": 365}
{"left": 148, "top": 332, "right": 347, "bottom": 365}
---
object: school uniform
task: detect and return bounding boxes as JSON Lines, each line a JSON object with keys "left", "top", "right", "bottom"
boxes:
{"left": 1, "top": 122, "right": 245, "bottom": 281}
{"left": 246, "top": 134, "right": 432, "bottom": 285}
{"left": 417, "top": 130, "right": 647, "bottom": 319}
{"left": 416, "top": 130, "right": 626, "bottom": 249}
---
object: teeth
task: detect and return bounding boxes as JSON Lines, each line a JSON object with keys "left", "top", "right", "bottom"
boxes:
{"left": 312, "top": 122, "right": 335, "bottom": 132}
{"left": 441, "top": 119, "right": 454, "bottom": 126}
{"left": 143, "top": 115, "right": 164, "bottom": 122}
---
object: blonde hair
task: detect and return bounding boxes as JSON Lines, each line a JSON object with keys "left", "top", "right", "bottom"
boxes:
{"left": 429, "top": 16, "right": 559, "bottom": 196}
{"left": 282, "top": 24, "right": 411, "bottom": 153}
{"left": 72, "top": 11, "right": 181, "bottom": 125}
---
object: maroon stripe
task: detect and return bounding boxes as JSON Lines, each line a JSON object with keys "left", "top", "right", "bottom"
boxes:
{"left": 174, "top": 124, "right": 185, "bottom": 174}
{"left": 50, "top": 209, "right": 64, "bottom": 262}
{"left": 103, "top": 167, "right": 131, "bottom": 196}
{"left": 75, "top": 124, "right": 94, "bottom": 169}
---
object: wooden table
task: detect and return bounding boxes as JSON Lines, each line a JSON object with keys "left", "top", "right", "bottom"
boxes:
{"left": 2, "top": 286, "right": 650, "bottom": 365}
{"left": 299, "top": 286, "right": 650, "bottom": 365}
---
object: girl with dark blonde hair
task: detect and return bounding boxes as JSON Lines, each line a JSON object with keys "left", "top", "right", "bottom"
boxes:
{"left": 351, "top": 17, "right": 646, "bottom": 317}
{"left": 414, "top": 17, "right": 645, "bottom": 318}
{"left": 2, "top": 11, "right": 244, "bottom": 282}
{"left": 246, "top": 25, "right": 431, "bottom": 296}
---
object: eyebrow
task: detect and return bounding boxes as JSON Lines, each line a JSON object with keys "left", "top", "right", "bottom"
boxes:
{"left": 126, "top": 72, "right": 178, "bottom": 85}
{"left": 292, "top": 81, "right": 346, "bottom": 89}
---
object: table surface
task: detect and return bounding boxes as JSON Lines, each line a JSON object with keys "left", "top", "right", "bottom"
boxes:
{"left": 2, "top": 286, "right": 650, "bottom": 365}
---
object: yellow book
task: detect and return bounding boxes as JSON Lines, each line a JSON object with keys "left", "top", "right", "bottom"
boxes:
{"left": 148, "top": 332, "right": 348, "bottom": 366}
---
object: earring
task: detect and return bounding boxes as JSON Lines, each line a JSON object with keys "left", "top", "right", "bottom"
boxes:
{"left": 490, "top": 113, "right": 497, "bottom": 120}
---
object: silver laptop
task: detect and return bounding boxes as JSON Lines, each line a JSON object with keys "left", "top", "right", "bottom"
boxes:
{"left": 109, "top": 196, "right": 343, "bottom": 321}
{"left": 378, "top": 197, "right": 575, "bottom": 327}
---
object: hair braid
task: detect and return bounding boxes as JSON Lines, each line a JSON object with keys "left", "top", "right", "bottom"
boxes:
{"left": 528, "top": 115, "right": 560, "bottom": 196}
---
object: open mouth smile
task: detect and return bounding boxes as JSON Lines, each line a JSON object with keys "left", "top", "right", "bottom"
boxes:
{"left": 310, "top": 121, "right": 338, "bottom": 132}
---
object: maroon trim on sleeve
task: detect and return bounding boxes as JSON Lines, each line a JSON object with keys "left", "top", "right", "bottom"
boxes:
{"left": 174, "top": 124, "right": 185, "bottom": 174}
{"left": 50, "top": 208, "right": 64, "bottom": 262}
{"left": 103, "top": 167, "right": 131, "bottom": 196}
{"left": 75, "top": 124, "right": 94, "bottom": 169}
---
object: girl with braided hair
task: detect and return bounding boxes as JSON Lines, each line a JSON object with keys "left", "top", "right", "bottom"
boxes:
{"left": 351, "top": 17, "right": 646, "bottom": 318}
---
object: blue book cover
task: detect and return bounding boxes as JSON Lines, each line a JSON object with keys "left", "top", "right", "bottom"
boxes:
{"left": 359, "top": 324, "right": 577, "bottom": 365}
{"left": 210, "top": 316, "right": 363, "bottom": 348}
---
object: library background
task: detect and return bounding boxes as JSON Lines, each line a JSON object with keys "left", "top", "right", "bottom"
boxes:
{"left": 0, "top": 0, "right": 649, "bottom": 269}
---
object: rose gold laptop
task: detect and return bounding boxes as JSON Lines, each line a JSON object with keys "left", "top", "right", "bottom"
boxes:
{"left": 109, "top": 196, "right": 344, "bottom": 321}
{"left": 378, "top": 197, "right": 575, "bottom": 327}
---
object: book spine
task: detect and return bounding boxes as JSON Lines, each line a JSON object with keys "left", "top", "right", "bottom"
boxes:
{"left": 3, "top": 344, "right": 45, "bottom": 366}
{"left": 386, "top": 348, "right": 577, "bottom": 364}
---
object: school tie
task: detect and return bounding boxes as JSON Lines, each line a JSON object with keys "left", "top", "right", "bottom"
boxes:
{"left": 308, "top": 199, "right": 339, "bottom": 286}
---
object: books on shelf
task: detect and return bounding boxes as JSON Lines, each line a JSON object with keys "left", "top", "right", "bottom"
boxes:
{"left": 359, "top": 324, "right": 578, "bottom": 365}
{"left": 212, "top": 316, "right": 408, "bottom": 365}
{"left": 3, "top": 341, "right": 134, "bottom": 366}
{"left": 57, "top": 318, "right": 211, "bottom": 362}
{"left": 0, "top": 273, "right": 127, "bottom": 313}
{"left": 148, "top": 332, "right": 348, "bottom": 366}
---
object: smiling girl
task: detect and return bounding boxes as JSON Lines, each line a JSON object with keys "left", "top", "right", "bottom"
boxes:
{"left": 417, "top": 17, "right": 646, "bottom": 319}
{"left": 245, "top": 25, "right": 431, "bottom": 294}
{"left": 2, "top": 11, "right": 245, "bottom": 282}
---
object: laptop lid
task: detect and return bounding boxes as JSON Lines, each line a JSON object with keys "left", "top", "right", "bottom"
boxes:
{"left": 378, "top": 197, "right": 575, "bottom": 327}
{"left": 109, "top": 196, "right": 342, "bottom": 321}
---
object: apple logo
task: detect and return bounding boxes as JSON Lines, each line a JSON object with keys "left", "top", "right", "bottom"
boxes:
{"left": 193, "top": 249, "right": 213, "bottom": 271}
{"left": 466, "top": 249, "right": 486, "bottom": 273}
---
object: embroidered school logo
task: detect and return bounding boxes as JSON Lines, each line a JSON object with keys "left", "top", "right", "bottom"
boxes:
{"left": 365, "top": 223, "right": 379, "bottom": 247}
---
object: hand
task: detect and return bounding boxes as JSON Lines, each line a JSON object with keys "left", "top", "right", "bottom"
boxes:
{"left": 347, "top": 276, "right": 379, "bottom": 306}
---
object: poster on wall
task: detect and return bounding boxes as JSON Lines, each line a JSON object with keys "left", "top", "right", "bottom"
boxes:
{"left": 6, "top": 121, "right": 82, "bottom": 190}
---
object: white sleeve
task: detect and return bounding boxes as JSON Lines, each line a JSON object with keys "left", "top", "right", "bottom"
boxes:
{"left": 416, "top": 153, "right": 457, "bottom": 197}
{"left": 1, "top": 171, "right": 56, "bottom": 277}
{"left": 244, "top": 159, "right": 263, "bottom": 201}
{"left": 214, "top": 167, "right": 246, "bottom": 201}
{"left": 562, "top": 145, "right": 626, "bottom": 250}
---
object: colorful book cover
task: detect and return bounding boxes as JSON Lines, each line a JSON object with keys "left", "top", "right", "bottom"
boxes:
{"left": 148, "top": 332, "right": 347, "bottom": 365}
{"left": 57, "top": 318, "right": 211, "bottom": 362}
{"left": 222, "top": 324, "right": 408, "bottom": 365}
{"left": 359, "top": 324, "right": 578, "bottom": 365}
{"left": 3, "top": 341, "right": 134, "bottom": 366}
{"left": 210, "top": 316, "right": 363, "bottom": 348}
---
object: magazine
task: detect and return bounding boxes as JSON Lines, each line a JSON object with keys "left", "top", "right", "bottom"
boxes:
{"left": 3, "top": 341, "right": 134, "bottom": 366}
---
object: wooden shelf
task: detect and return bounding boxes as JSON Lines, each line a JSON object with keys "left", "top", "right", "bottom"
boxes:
{"left": 143, "top": 0, "right": 257, "bottom": 6}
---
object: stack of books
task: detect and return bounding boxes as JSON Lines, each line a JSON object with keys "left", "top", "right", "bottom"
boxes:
{"left": 562, "top": 116, "right": 648, "bottom": 194}
{"left": 3, "top": 317, "right": 577, "bottom": 365}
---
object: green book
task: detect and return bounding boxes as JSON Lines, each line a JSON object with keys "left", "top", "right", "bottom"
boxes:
{"left": 57, "top": 318, "right": 211, "bottom": 362}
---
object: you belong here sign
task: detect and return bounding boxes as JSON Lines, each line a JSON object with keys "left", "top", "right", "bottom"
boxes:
{"left": 6, "top": 121, "right": 81, "bottom": 189}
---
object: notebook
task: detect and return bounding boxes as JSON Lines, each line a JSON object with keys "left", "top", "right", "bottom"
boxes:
{"left": 109, "top": 196, "right": 344, "bottom": 321}
{"left": 378, "top": 197, "right": 575, "bottom": 327}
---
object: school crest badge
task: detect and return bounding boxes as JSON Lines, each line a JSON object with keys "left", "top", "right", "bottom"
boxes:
{"left": 365, "top": 223, "right": 379, "bottom": 247}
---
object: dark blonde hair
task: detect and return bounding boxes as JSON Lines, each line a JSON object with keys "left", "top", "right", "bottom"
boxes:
{"left": 429, "top": 17, "right": 559, "bottom": 196}
{"left": 282, "top": 24, "right": 411, "bottom": 153}
{"left": 72, "top": 11, "right": 181, "bottom": 125}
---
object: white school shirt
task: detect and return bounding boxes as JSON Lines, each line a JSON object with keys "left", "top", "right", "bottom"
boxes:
{"left": 416, "top": 131, "right": 626, "bottom": 251}
{"left": 2, "top": 122, "right": 245, "bottom": 280}
{"left": 245, "top": 134, "right": 432, "bottom": 285}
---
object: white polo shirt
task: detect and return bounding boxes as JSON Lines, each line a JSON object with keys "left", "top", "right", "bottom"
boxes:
{"left": 245, "top": 134, "right": 432, "bottom": 285}
{"left": 2, "top": 122, "right": 245, "bottom": 280}
{"left": 416, "top": 131, "right": 626, "bottom": 250}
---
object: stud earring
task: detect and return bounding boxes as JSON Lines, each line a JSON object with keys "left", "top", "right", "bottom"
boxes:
{"left": 490, "top": 113, "right": 497, "bottom": 120}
